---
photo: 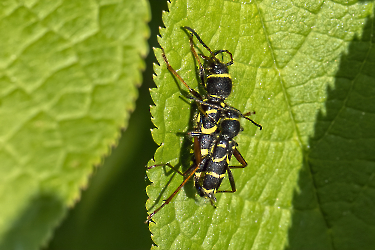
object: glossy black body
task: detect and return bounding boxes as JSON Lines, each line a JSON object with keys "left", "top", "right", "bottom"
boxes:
{"left": 194, "top": 109, "right": 242, "bottom": 203}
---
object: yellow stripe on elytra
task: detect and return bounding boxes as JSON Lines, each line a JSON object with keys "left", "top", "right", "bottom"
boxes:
{"left": 213, "top": 155, "right": 227, "bottom": 163}
{"left": 202, "top": 187, "right": 216, "bottom": 194}
{"left": 209, "top": 94, "right": 220, "bottom": 99}
{"left": 205, "top": 171, "right": 226, "bottom": 179}
{"left": 201, "top": 126, "right": 217, "bottom": 134}
{"left": 207, "top": 73, "right": 231, "bottom": 79}
{"left": 206, "top": 109, "right": 218, "bottom": 115}
{"left": 223, "top": 117, "right": 239, "bottom": 121}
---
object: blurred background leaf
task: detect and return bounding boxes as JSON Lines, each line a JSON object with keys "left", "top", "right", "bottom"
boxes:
{"left": 0, "top": 0, "right": 150, "bottom": 249}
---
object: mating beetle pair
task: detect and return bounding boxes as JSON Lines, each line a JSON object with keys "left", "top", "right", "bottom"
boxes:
{"left": 146, "top": 26, "right": 262, "bottom": 223}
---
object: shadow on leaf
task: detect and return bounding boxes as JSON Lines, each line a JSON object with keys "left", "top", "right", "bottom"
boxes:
{"left": 287, "top": 11, "right": 375, "bottom": 250}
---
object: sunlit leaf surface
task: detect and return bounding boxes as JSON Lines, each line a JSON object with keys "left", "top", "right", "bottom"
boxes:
{"left": 147, "top": 0, "right": 375, "bottom": 249}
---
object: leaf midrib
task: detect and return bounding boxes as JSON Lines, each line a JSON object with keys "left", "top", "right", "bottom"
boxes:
{"left": 254, "top": 0, "right": 335, "bottom": 247}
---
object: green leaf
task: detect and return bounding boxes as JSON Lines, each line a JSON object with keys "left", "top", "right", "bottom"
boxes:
{"left": 0, "top": 0, "right": 149, "bottom": 249}
{"left": 147, "top": 0, "right": 375, "bottom": 249}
